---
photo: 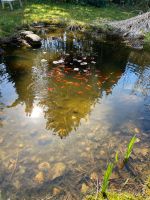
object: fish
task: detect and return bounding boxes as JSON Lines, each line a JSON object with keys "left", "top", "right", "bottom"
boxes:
{"left": 48, "top": 88, "right": 54, "bottom": 91}
{"left": 77, "top": 91, "right": 83, "bottom": 94}
{"left": 60, "top": 86, "right": 65, "bottom": 89}
{"left": 85, "top": 87, "right": 91, "bottom": 90}
{"left": 72, "top": 82, "right": 80, "bottom": 87}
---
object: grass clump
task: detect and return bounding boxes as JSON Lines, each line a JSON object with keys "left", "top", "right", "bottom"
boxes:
{"left": 85, "top": 176, "right": 150, "bottom": 200}
{"left": 86, "top": 191, "right": 144, "bottom": 200}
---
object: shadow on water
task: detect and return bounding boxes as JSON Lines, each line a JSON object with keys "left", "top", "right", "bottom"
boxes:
{"left": 0, "top": 30, "right": 150, "bottom": 200}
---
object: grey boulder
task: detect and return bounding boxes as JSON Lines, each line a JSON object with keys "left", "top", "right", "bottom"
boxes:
{"left": 25, "top": 33, "right": 42, "bottom": 48}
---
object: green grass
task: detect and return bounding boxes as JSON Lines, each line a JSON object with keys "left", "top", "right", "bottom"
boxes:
{"left": 86, "top": 192, "right": 145, "bottom": 200}
{"left": 0, "top": 1, "right": 136, "bottom": 37}
{"left": 86, "top": 176, "right": 150, "bottom": 200}
{"left": 145, "top": 33, "right": 150, "bottom": 43}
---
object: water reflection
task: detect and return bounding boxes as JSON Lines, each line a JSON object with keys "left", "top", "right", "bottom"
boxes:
{"left": 2, "top": 32, "right": 131, "bottom": 137}
{"left": 0, "top": 30, "right": 150, "bottom": 199}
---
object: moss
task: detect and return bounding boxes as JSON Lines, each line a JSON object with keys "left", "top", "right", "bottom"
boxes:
{"left": 85, "top": 177, "right": 150, "bottom": 200}
{"left": 86, "top": 192, "right": 144, "bottom": 200}
{"left": 144, "top": 33, "right": 150, "bottom": 43}
{"left": 0, "top": 1, "right": 136, "bottom": 37}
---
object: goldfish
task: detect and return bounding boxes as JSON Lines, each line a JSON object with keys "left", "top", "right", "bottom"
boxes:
{"left": 48, "top": 88, "right": 54, "bottom": 91}
{"left": 77, "top": 91, "right": 83, "bottom": 94}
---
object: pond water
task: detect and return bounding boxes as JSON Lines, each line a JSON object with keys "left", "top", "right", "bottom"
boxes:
{"left": 0, "top": 30, "right": 150, "bottom": 200}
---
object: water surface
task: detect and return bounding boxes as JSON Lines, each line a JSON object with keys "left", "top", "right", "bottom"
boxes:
{"left": 0, "top": 30, "right": 150, "bottom": 200}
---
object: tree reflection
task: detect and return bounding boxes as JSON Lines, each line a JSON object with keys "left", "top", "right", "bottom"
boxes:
{"left": 2, "top": 31, "right": 129, "bottom": 138}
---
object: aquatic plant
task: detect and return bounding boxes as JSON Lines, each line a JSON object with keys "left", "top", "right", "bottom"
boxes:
{"left": 124, "top": 135, "right": 136, "bottom": 162}
{"left": 115, "top": 151, "right": 119, "bottom": 164}
{"left": 101, "top": 162, "right": 114, "bottom": 196}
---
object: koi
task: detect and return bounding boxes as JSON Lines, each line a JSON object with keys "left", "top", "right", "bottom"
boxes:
{"left": 48, "top": 88, "right": 54, "bottom": 91}
{"left": 77, "top": 91, "right": 83, "bottom": 94}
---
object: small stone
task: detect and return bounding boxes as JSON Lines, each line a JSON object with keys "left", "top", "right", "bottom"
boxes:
{"left": 81, "top": 183, "right": 89, "bottom": 193}
{"left": 136, "top": 138, "right": 140, "bottom": 143}
{"left": 53, "top": 187, "right": 61, "bottom": 196}
{"left": 134, "top": 128, "right": 140, "bottom": 134}
{"left": 8, "top": 159, "right": 16, "bottom": 170}
{"left": 141, "top": 148, "right": 149, "bottom": 156}
{"left": 90, "top": 172, "right": 98, "bottom": 181}
{"left": 34, "top": 171, "right": 45, "bottom": 184}
{"left": 38, "top": 162, "right": 50, "bottom": 171}
{"left": 110, "top": 172, "right": 119, "bottom": 180}
{"left": 52, "top": 162, "right": 66, "bottom": 179}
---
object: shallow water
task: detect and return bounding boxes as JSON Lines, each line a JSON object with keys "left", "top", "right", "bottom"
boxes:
{"left": 0, "top": 30, "right": 150, "bottom": 200}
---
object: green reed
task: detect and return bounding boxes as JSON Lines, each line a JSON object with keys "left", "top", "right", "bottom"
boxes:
{"left": 100, "top": 136, "right": 137, "bottom": 197}
{"left": 124, "top": 135, "right": 136, "bottom": 162}
{"left": 101, "top": 162, "right": 114, "bottom": 196}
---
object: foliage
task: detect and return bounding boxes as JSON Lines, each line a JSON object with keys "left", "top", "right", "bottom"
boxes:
{"left": 86, "top": 176, "right": 150, "bottom": 200}
{"left": 86, "top": 191, "right": 144, "bottom": 200}
{"left": 0, "top": 1, "right": 136, "bottom": 37}
{"left": 124, "top": 135, "right": 136, "bottom": 162}
{"left": 101, "top": 162, "right": 114, "bottom": 195}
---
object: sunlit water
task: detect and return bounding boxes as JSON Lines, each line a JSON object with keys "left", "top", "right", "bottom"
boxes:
{"left": 0, "top": 30, "right": 150, "bottom": 200}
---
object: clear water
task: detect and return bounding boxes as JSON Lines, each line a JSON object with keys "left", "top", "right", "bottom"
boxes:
{"left": 0, "top": 30, "right": 150, "bottom": 200}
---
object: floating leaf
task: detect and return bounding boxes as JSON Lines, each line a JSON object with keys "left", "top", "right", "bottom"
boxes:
{"left": 74, "top": 68, "right": 79, "bottom": 71}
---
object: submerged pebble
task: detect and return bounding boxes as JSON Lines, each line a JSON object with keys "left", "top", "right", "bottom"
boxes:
{"left": 34, "top": 171, "right": 45, "bottom": 184}
{"left": 53, "top": 187, "right": 61, "bottom": 196}
{"left": 38, "top": 162, "right": 50, "bottom": 171}
{"left": 90, "top": 172, "right": 98, "bottom": 181}
{"left": 52, "top": 162, "right": 66, "bottom": 179}
{"left": 81, "top": 183, "right": 89, "bottom": 193}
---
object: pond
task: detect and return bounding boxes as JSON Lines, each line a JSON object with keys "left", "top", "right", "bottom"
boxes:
{"left": 0, "top": 30, "right": 150, "bottom": 200}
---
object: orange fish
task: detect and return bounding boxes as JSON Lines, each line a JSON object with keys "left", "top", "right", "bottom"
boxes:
{"left": 77, "top": 91, "right": 83, "bottom": 94}
{"left": 48, "top": 88, "right": 54, "bottom": 92}
{"left": 73, "top": 82, "right": 80, "bottom": 87}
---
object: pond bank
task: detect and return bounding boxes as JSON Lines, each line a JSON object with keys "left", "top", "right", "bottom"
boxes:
{"left": 0, "top": 13, "right": 150, "bottom": 51}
